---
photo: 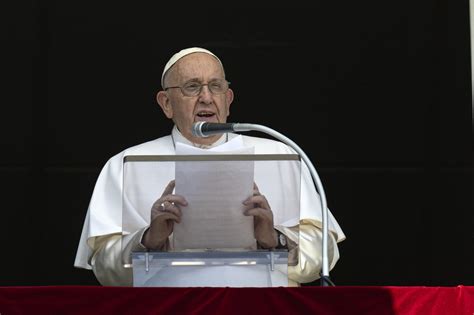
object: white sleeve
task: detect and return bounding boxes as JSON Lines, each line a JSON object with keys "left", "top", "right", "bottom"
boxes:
{"left": 89, "top": 227, "right": 149, "bottom": 286}
{"left": 279, "top": 222, "right": 340, "bottom": 284}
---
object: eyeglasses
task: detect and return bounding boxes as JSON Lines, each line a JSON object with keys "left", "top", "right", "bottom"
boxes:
{"left": 164, "top": 79, "right": 230, "bottom": 97}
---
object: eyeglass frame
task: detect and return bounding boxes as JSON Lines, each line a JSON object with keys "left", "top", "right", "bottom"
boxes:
{"left": 163, "top": 79, "right": 231, "bottom": 97}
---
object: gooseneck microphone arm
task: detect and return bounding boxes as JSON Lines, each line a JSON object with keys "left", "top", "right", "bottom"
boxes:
{"left": 192, "top": 122, "right": 333, "bottom": 286}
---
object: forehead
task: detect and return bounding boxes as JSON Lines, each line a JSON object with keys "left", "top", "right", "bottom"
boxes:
{"left": 172, "top": 53, "right": 224, "bottom": 82}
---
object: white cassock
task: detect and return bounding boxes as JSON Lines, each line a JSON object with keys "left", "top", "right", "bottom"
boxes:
{"left": 74, "top": 126, "right": 346, "bottom": 286}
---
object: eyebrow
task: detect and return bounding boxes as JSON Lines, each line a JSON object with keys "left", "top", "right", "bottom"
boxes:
{"left": 184, "top": 78, "right": 201, "bottom": 83}
{"left": 183, "top": 77, "right": 223, "bottom": 84}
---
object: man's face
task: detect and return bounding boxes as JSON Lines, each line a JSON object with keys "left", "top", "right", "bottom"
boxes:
{"left": 157, "top": 53, "right": 234, "bottom": 145}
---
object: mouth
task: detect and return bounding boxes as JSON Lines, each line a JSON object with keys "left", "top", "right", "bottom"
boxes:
{"left": 195, "top": 111, "right": 217, "bottom": 122}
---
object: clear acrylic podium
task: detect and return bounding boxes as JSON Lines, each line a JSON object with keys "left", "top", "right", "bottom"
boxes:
{"left": 132, "top": 250, "right": 289, "bottom": 287}
{"left": 122, "top": 153, "right": 301, "bottom": 287}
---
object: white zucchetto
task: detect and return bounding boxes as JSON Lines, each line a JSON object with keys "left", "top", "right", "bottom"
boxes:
{"left": 161, "top": 47, "right": 223, "bottom": 88}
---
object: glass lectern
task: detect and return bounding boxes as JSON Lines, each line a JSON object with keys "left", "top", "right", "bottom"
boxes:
{"left": 121, "top": 154, "right": 301, "bottom": 287}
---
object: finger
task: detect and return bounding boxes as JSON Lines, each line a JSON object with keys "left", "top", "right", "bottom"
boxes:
{"left": 253, "top": 182, "right": 260, "bottom": 192}
{"left": 152, "top": 211, "right": 181, "bottom": 224}
{"left": 152, "top": 198, "right": 186, "bottom": 219}
{"left": 252, "top": 183, "right": 261, "bottom": 196}
{"left": 151, "top": 207, "right": 181, "bottom": 224}
{"left": 164, "top": 194, "right": 188, "bottom": 207}
{"left": 155, "top": 194, "right": 188, "bottom": 212}
{"left": 161, "top": 201, "right": 183, "bottom": 218}
{"left": 160, "top": 180, "right": 176, "bottom": 197}
{"left": 243, "top": 195, "right": 271, "bottom": 210}
{"left": 242, "top": 202, "right": 254, "bottom": 212}
{"left": 244, "top": 207, "right": 273, "bottom": 221}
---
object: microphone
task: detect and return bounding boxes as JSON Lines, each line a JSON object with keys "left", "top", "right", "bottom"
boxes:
{"left": 192, "top": 122, "right": 252, "bottom": 137}
{"left": 191, "top": 121, "right": 333, "bottom": 286}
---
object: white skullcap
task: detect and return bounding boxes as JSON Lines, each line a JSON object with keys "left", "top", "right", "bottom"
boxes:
{"left": 161, "top": 47, "right": 223, "bottom": 88}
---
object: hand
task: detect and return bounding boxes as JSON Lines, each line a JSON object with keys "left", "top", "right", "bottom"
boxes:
{"left": 243, "top": 183, "right": 278, "bottom": 249}
{"left": 142, "top": 180, "right": 188, "bottom": 250}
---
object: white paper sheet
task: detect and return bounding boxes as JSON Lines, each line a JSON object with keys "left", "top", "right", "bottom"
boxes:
{"left": 172, "top": 136, "right": 256, "bottom": 250}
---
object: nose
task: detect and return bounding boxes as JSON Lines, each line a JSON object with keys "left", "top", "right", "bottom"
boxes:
{"left": 198, "top": 84, "right": 213, "bottom": 104}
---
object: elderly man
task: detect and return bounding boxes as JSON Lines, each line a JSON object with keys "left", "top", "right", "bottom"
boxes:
{"left": 74, "top": 47, "right": 345, "bottom": 286}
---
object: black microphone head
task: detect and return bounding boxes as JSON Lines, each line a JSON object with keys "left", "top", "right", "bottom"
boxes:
{"left": 192, "top": 122, "right": 236, "bottom": 137}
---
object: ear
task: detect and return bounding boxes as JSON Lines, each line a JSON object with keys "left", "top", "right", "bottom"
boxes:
{"left": 156, "top": 91, "right": 173, "bottom": 119}
{"left": 225, "top": 88, "right": 234, "bottom": 117}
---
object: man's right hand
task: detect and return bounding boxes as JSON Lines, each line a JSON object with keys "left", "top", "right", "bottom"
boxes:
{"left": 142, "top": 180, "right": 188, "bottom": 250}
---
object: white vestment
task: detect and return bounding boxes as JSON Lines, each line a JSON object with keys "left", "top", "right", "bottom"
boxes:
{"left": 74, "top": 127, "right": 346, "bottom": 286}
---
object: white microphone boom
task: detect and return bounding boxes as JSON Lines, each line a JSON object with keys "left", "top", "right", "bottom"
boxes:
{"left": 191, "top": 122, "right": 333, "bottom": 286}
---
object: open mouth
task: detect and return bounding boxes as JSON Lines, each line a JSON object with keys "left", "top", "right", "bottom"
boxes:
{"left": 195, "top": 111, "right": 217, "bottom": 121}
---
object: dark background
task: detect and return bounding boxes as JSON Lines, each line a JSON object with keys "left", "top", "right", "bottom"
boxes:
{"left": 1, "top": 1, "right": 472, "bottom": 286}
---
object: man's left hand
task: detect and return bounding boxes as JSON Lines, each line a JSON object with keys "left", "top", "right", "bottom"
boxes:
{"left": 243, "top": 184, "right": 278, "bottom": 249}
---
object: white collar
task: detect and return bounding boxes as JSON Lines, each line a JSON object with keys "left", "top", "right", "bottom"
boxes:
{"left": 171, "top": 125, "right": 228, "bottom": 149}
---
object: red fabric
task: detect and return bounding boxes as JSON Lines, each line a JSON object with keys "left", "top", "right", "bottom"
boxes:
{"left": 0, "top": 286, "right": 473, "bottom": 315}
